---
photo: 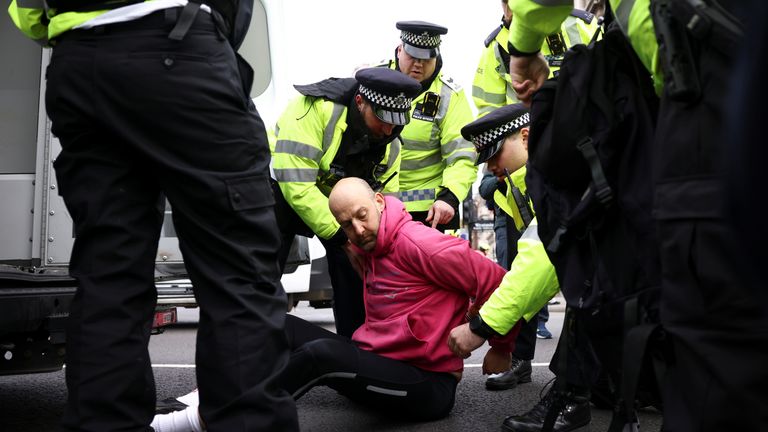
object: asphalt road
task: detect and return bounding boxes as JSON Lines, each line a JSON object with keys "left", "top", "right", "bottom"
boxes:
{"left": 0, "top": 303, "right": 663, "bottom": 432}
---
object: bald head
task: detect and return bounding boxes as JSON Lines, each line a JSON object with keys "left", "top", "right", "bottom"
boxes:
{"left": 329, "top": 178, "right": 386, "bottom": 252}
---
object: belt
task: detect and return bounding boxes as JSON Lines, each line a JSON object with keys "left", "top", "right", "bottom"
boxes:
{"left": 59, "top": 4, "right": 216, "bottom": 40}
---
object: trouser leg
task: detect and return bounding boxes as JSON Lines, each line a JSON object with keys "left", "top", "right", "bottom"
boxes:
{"left": 549, "top": 308, "right": 621, "bottom": 392}
{"left": 538, "top": 305, "right": 549, "bottom": 324}
{"left": 658, "top": 219, "right": 768, "bottom": 431}
{"left": 48, "top": 33, "right": 164, "bottom": 432}
{"left": 281, "top": 315, "right": 457, "bottom": 421}
{"left": 513, "top": 316, "right": 538, "bottom": 361}
{"left": 494, "top": 224, "right": 508, "bottom": 269}
{"left": 53, "top": 129, "right": 164, "bottom": 432}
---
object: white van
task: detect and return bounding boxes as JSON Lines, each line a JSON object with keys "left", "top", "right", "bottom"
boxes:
{"left": 0, "top": 1, "right": 321, "bottom": 376}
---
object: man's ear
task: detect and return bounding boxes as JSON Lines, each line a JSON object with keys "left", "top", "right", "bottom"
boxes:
{"left": 521, "top": 127, "right": 529, "bottom": 151}
{"left": 375, "top": 193, "right": 386, "bottom": 212}
{"left": 355, "top": 94, "right": 366, "bottom": 113}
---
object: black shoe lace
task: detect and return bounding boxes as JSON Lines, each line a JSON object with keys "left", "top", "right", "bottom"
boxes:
{"left": 525, "top": 378, "right": 559, "bottom": 420}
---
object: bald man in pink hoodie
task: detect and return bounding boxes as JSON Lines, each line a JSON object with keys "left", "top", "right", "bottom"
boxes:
{"left": 152, "top": 177, "right": 521, "bottom": 430}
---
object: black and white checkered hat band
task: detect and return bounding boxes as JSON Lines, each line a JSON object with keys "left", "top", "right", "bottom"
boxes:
{"left": 400, "top": 31, "right": 441, "bottom": 48}
{"left": 471, "top": 113, "right": 530, "bottom": 149}
{"left": 358, "top": 84, "right": 412, "bottom": 111}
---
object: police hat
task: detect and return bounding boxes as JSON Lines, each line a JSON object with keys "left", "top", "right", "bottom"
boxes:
{"left": 396, "top": 21, "right": 448, "bottom": 60}
{"left": 461, "top": 103, "right": 530, "bottom": 165}
{"left": 355, "top": 68, "right": 422, "bottom": 126}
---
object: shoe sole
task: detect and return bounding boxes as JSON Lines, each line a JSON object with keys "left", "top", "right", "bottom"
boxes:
{"left": 485, "top": 376, "right": 532, "bottom": 391}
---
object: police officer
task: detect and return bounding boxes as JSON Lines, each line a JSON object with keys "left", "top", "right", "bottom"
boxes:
{"left": 271, "top": 67, "right": 421, "bottom": 338}
{"left": 506, "top": 1, "right": 767, "bottom": 431}
{"left": 378, "top": 21, "right": 477, "bottom": 230}
{"left": 8, "top": 1, "right": 298, "bottom": 431}
{"left": 473, "top": 2, "right": 598, "bottom": 393}
{"left": 472, "top": 1, "right": 597, "bottom": 114}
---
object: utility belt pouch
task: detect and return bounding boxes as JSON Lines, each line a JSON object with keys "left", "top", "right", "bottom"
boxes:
{"left": 651, "top": 0, "right": 700, "bottom": 101}
{"left": 651, "top": 0, "right": 743, "bottom": 102}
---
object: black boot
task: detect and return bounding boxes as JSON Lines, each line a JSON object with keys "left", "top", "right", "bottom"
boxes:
{"left": 501, "top": 383, "right": 591, "bottom": 432}
{"left": 486, "top": 356, "right": 533, "bottom": 390}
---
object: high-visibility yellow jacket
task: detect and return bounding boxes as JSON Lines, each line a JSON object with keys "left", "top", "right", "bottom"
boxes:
{"left": 479, "top": 217, "right": 560, "bottom": 334}
{"left": 506, "top": 0, "right": 663, "bottom": 94}
{"left": 479, "top": 165, "right": 559, "bottom": 334}
{"left": 382, "top": 60, "right": 477, "bottom": 213}
{"left": 473, "top": 10, "right": 598, "bottom": 116}
{"left": 272, "top": 96, "right": 401, "bottom": 241}
{"left": 8, "top": 0, "right": 111, "bottom": 45}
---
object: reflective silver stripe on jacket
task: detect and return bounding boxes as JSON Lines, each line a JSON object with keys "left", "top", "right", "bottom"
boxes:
{"left": 401, "top": 137, "right": 434, "bottom": 152}
{"left": 564, "top": 19, "right": 583, "bottom": 46}
{"left": 273, "top": 168, "right": 318, "bottom": 182}
{"left": 615, "top": 0, "right": 636, "bottom": 32}
{"left": 274, "top": 140, "right": 323, "bottom": 162}
{"left": 437, "top": 80, "right": 452, "bottom": 119}
{"left": 472, "top": 85, "right": 507, "bottom": 105}
{"left": 401, "top": 152, "right": 442, "bottom": 171}
{"left": 322, "top": 103, "right": 346, "bottom": 153}
{"left": 399, "top": 188, "right": 436, "bottom": 202}
{"left": 386, "top": 137, "right": 401, "bottom": 169}
{"left": 520, "top": 223, "right": 541, "bottom": 241}
{"left": 445, "top": 150, "right": 476, "bottom": 166}
{"left": 442, "top": 138, "right": 474, "bottom": 156}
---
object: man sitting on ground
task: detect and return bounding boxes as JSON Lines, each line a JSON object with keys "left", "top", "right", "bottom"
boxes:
{"left": 151, "top": 177, "right": 521, "bottom": 431}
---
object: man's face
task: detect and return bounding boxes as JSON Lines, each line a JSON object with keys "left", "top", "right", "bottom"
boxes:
{"left": 356, "top": 96, "right": 397, "bottom": 139}
{"left": 333, "top": 193, "right": 386, "bottom": 252}
{"left": 486, "top": 128, "right": 529, "bottom": 181}
{"left": 396, "top": 44, "right": 437, "bottom": 82}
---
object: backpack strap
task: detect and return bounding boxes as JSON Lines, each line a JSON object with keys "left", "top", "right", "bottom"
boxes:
{"left": 620, "top": 311, "right": 665, "bottom": 427}
{"left": 576, "top": 137, "right": 613, "bottom": 206}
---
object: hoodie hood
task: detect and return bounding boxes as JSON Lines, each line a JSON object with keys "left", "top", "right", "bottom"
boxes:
{"left": 367, "top": 196, "right": 412, "bottom": 258}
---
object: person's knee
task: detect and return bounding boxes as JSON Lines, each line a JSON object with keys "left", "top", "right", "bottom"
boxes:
{"left": 300, "top": 339, "right": 345, "bottom": 364}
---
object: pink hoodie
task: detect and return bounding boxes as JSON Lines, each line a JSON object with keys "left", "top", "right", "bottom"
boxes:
{"left": 351, "top": 196, "right": 520, "bottom": 373}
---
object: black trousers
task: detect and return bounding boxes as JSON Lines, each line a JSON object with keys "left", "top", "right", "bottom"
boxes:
{"left": 548, "top": 307, "right": 623, "bottom": 394}
{"left": 652, "top": 6, "right": 768, "bottom": 431}
{"left": 280, "top": 315, "right": 458, "bottom": 421}
{"left": 513, "top": 317, "right": 539, "bottom": 361}
{"left": 48, "top": 11, "right": 297, "bottom": 431}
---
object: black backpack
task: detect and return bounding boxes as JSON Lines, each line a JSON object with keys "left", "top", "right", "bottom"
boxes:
{"left": 525, "top": 21, "right": 664, "bottom": 429}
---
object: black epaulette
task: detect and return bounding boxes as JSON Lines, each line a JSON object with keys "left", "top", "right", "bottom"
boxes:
{"left": 570, "top": 9, "right": 595, "bottom": 24}
{"left": 484, "top": 25, "right": 503, "bottom": 47}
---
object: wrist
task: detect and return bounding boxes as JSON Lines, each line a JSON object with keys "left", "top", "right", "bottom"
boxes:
{"left": 507, "top": 42, "right": 539, "bottom": 57}
{"left": 469, "top": 314, "right": 501, "bottom": 340}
